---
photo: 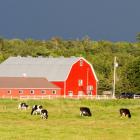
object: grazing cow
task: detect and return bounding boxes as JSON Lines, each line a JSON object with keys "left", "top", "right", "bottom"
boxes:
{"left": 18, "top": 102, "right": 29, "bottom": 110}
{"left": 120, "top": 108, "right": 131, "bottom": 118}
{"left": 40, "top": 109, "right": 48, "bottom": 119}
{"left": 80, "top": 107, "right": 92, "bottom": 117}
{"left": 31, "top": 105, "right": 43, "bottom": 115}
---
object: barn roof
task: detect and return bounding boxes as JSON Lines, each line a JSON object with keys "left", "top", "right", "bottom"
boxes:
{"left": 0, "top": 77, "right": 60, "bottom": 89}
{"left": 0, "top": 56, "right": 98, "bottom": 81}
{"left": 0, "top": 56, "right": 80, "bottom": 81}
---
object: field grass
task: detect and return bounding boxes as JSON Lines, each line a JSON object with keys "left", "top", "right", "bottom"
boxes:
{"left": 0, "top": 98, "right": 140, "bottom": 140}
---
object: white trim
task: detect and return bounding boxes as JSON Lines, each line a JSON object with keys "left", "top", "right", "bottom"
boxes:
{"left": 0, "top": 94, "right": 114, "bottom": 100}
{"left": 50, "top": 80, "right": 66, "bottom": 82}
{"left": 80, "top": 57, "right": 98, "bottom": 81}
{"left": 50, "top": 80, "right": 64, "bottom": 82}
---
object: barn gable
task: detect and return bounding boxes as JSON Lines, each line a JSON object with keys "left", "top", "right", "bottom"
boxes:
{"left": 66, "top": 57, "right": 98, "bottom": 82}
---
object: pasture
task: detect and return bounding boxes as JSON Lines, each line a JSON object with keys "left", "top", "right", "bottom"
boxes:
{"left": 0, "top": 99, "right": 140, "bottom": 140}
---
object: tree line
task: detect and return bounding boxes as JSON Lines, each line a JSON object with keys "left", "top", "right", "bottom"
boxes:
{"left": 0, "top": 37, "right": 140, "bottom": 95}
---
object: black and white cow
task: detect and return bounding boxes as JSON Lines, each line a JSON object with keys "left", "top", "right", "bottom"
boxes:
{"left": 40, "top": 109, "right": 48, "bottom": 119}
{"left": 80, "top": 107, "right": 92, "bottom": 117}
{"left": 18, "top": 102, "right": 29, "bottom": 110}
{"left": 31, "top": 105, "right": 43, "bottom": 115}
{"left": 120, "top": 108, "right": 131, "bottom": 118}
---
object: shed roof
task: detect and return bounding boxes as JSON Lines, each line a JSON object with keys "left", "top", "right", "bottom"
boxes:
{"left": 0, "top": 56, "right": 80, "bottom": 81}
{"left": 0, "top": 77, "right": 60, "bottom": 89}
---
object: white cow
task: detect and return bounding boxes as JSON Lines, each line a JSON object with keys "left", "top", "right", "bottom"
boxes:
{"left": 31, "top": 105, "right": 43, "bottom": 115}
{"left": 40, "top": 109, "right": 48, "bottom": 119}
{"left": 18, "top": 102, "right": 29, "bottom": 110}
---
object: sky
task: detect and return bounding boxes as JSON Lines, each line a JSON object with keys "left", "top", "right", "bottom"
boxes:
{"left": 0, "top": 0, "right": 140, "bottom": 42}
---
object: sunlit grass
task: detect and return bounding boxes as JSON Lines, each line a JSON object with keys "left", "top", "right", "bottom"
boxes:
{"left": 0, "top": 99, "right": 140, "bottom": 140}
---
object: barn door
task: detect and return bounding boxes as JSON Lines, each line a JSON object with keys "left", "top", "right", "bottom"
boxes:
{"left": 78, "top": 91, "right": 84, "bottom": 96}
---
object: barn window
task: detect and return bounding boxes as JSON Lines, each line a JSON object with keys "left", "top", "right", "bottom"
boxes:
{"left": 78, "top": 80, "right": 83, "bottom": 86}
{"left": 80, "top": 59, "right": 83, "bottom": 66}
{"left": 41, "top": 90, "right": 46, "bottom": 94}
{"left": 68, "top": 91, "right": 73, "bottom": 96}
{"left": 87, "top": 85, "right": 93, "bottom": 90}
{"left": 30, "top": 90, "right": 34, "bottom": 94}
{"left": 78, "top": 91, "right": 84, "bottom": 96}
{"left": 19, "top": 90, "right": 23, "bottom": 94}
{"left": 7, "top": 90, "right": 11, "bottom": 94}
{"left": 52, "top": 90, "right": 56, "bottom": 94}
{"left": 87, "top": 91, "right": 92, "bottom": 96}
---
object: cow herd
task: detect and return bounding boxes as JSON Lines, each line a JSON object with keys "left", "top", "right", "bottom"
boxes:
{"left": 80, "top": 107, "right": 131, "bottom": 118}
{"left": 18, "top": 102, "right": 132, "bottom": 120}
{"left": 18, "top": 103, "right": 48, "bottom": 119}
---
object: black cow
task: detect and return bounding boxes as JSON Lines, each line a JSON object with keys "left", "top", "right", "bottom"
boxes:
{"left": 18, "top": 102, "right": 29, "bottom": 110}
{"left": 40, "top": 109, "right": 48, "bottom": 119}
{"left": 80, "top": 107, "right": 92, "bottom": 116}
{"left": 120, "top": 108, "right": 131, "bottom": 118}
{"left": 31, "top": 105, "right": 43, "bottom": 115}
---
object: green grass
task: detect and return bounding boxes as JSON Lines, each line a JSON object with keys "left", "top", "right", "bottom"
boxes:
{"left": 0, "top": 99, "right": 140, "bottom": 140}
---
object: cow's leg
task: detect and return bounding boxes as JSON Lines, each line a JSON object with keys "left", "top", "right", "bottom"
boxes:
{"left": 18, "top": 105, "right": 21, "bottom": 110}
{"left": 41, "top": 112, "right": 44, "bottom": 118}
{"left": 80, "top": 111, "right": 83, "bottom": 116}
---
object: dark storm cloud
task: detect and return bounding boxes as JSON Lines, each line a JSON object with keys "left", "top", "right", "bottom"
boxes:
{"left": 0, "top": 0, "right": 140, "bottom": 41}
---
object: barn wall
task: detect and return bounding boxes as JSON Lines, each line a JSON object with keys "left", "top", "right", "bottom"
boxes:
{"left": 51, "top": 81, "right": 64, "bottom": 95}
{"left": 65, "top": 59, "right": 97, "bottom": 96}
{"left": 51, "top": 59, "right": 97, "bottom": 97}
{"left": 0, "top": 88, "right": 61, "bottom": 97}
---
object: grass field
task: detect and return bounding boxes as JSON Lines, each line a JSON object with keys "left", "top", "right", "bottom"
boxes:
{"left": 0, "top": 98, "right": 140, "bottom": 140}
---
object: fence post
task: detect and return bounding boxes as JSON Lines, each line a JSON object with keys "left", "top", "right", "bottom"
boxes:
{"left": 49, "top": 95, "right": 50, "bottom": 100}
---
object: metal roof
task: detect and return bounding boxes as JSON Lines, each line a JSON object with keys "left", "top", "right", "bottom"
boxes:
{"left": 0, "top": 56, "right": 80, "bottom": 81}
{"left": 0, "top": 77, "right": 60, "bottom": 88}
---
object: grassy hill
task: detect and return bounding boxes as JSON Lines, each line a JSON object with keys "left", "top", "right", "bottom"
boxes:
{"left": 0, "top": 99, "right": 140, "bottom": 140}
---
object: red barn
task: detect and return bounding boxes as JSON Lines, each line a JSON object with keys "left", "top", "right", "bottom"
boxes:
{"left": 0, "top": 56, "right": 98, "bottom": 98}
{"left": 0, "top": 77, "right": 61, "bottom": 98}
{"left": 52, "top": 57, "right": 98, "bottom": 97}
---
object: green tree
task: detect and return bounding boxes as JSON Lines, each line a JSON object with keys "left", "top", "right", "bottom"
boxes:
{"left": 121, "top": 57, "right": 140, "bottom": 93}
{"left": 136, "top": 32, "right": 140, "bottom": 42}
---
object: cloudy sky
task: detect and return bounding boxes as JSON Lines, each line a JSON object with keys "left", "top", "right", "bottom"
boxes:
{"left": 0, "top": 0, "right": 140, "bottom": 41}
